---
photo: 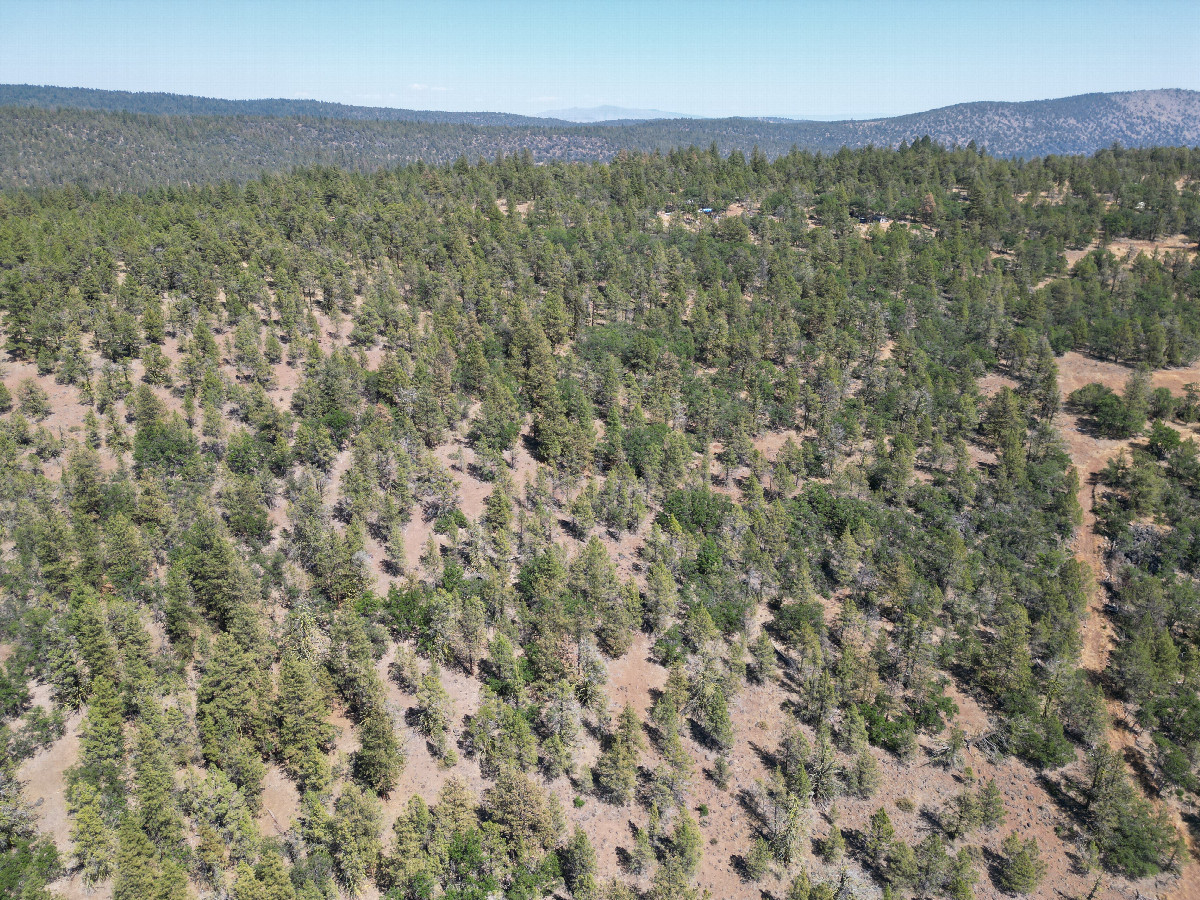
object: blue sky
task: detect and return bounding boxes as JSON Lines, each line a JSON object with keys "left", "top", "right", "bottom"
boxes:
{"left": 2, "top": 0, "right": 1197, "bottom": 118}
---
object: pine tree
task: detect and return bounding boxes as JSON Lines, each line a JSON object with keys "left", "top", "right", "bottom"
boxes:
{"left": 998, "top": 832, "right": 1046, "bottom": 895}
{"left": 631, "top": 826, "right": 655, "bottom": 875}
{"left": 751, "top": 630, "right": 777, "bottom": 682}
{"left": 821, "top": 822, "right": 845, "bottom": 863}
{"left": 866, "top": 807, "right": 896, "bottom": 870}
{"left": 787, "top": 869, "right": 812, "bottom": 900}
{"left": 562, "top": 825, "right": 599, "bottom": 899}
{"left": 112, "top": 815, "right": 159, "bottom": 900}
{"left": 771, "top": 792, "right": 807, "bottom": 865}
{"left": 415, "top": 664, "right": 454, "bottom": 759}
{"left": 353, "top": 700, "right": 404, "bottom": 794}
{"left": 233, "top": 862, "right": 267, "bottom": 900}
{"left": 848, "top": 749, "right": 881, "bottom": 799}
{"left": 671, "top": 808, "right": 704, "bottom": 877}
{"left": 328, "top": 784, "right": 384, "bottom": 892}
{"left": 486, "top": 633, "right": 525, "bottom": 704}
{"left": 745, "top": 836, "right": 772, "bottom": 880}
{"left": 132, "top": 721, "right": 184, "bottom": 853}
{"left": 69, "top": 781, "right": 115, "bottom": 885}
{"left": 644, "top": 559, "right": 679, "bottom": 633}
{"left": 255, "top": 846, "right": 297, "bottom": 900}
{"left": 79, "top": 675, "right": 125, "bottom": 791}
{"left": 978, "top": 778, "right": 1005, "bottom": 829}
{"left": 484, "top": 769, "right": 564, "bottom": 861}
{"left": 155, "top": 859, "right": 190, "bottom": 900}
{"left": 276, "top": 652, "right": 334, "bottom": 792}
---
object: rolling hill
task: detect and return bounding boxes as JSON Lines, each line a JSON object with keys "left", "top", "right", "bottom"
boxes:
{"left": 0, "top": 83, "right": 565, "bottom": 126}
{"left": 1, "top": 85, "right": 1197, "bottom": 190}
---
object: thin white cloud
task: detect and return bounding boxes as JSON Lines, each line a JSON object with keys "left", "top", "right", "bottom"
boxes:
{"left": 409, "top": 83, "right": 449, "bottom": 93}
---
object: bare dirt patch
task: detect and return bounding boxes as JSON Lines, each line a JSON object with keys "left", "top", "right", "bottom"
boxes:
{"left": 17, "top": 709, "right": 82, "bottom": 852}
{"left": 1106, "top": 233, "right": 1196, "bottom": 264}
{"left": 977, "top": 372, "right": 1019, "bottom": 397}
{"left": 258, "top": 764, "right": 302, "bottom": 837}
{"left": 1064, "top": 241, "right": 1101, "bottom": 269}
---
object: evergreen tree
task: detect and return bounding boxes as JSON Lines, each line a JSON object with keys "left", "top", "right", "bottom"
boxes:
{"left": 112, "top": 815, "right": 159, "bottom": 900}
{"left": 353, "top": 700, "right": 404, "bottom": 794}
{"left": 562, "top": 825, "right": 599, "bottom": 900}
{"left": 865, "top": 807, "right": 895, "bottom": 870}
{"left": 671, "top": 809, "right": 704, "bottom": 878}
{"left": 68, "top": 781, "right": 114, "bottom": 886}
{"left": 998, "top": 832, "right": 1046, "bottom": 895}
{"left": 276, "top": 652, "right": 334, "bottom": 792}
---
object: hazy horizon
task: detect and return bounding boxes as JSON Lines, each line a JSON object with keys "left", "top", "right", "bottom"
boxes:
{"left": 3, "top": 83, "right": 1194, "bottom": 127}
{"left": 2, "top": 1, "right": 1198, "bottom": 120}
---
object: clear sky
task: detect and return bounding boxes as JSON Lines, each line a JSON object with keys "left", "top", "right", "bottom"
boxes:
{"left": 1, "top": 0, "right": 1197, "bottom": 119}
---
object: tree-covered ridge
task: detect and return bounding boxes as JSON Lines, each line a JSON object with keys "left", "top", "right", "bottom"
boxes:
{"left": 0, "top": 84, "right": 571, "bottom": 126}
{"left": 2, "top": 87, "right": 1200, "bottom": 190}
{"left": 0, "top": 144, "right": 1196, "bottom": 899}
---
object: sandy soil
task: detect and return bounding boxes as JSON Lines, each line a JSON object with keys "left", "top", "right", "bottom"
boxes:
{"left": 495, "top": 199, "right": 532, "bottom": 218}
{"left": 1064, "top": 241, "right": 1101, "bottom": 269}
{"left": 258, "top": 764, "right": 303, "bottom": 838}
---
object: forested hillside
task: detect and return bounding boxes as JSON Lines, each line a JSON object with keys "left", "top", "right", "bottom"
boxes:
{"left": 1, "top": 143, "right": 1200, "bottom": 900}
{"left": 2, "top": 87, "right": 1199, "bottom": 190}
{"left": 0, "top": 84, "right": 567, "bottom": 126}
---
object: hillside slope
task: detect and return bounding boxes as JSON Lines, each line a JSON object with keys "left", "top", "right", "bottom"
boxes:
{"left": 0, "top": 83, "right": 566, "bottom": 126}
{"left": 2, "top": 145, "right": 1200, "bottom": 900}
{"left": 1, "top": 87, "right": 1198, "bottom": 190}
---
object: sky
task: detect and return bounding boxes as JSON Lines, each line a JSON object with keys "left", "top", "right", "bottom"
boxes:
{"left": 1, "top": 0, "right": 1198, "bottom": 119}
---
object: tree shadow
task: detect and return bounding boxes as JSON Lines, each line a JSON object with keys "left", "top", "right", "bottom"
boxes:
{"left": 919, "top": 803, "right": 946, "bottom": 835}
{"left": 581, "top": 717, "right": 606, "bottom": 743}
{"left": 1182, "top": 808, "right": 1200, "bottom": 857}
{"left": 1122, "top": 744, "right": 1161, "bottom": 798}
{"left": 729, "top": 853, "right": 754, "bottom": 882}
{"left": 1038, "top": 770, "right": 1088, "bottom": 821}
{"left": 736, "top": 787, "right": 764, "bottom": 827}
{"left": 842, "top": 826, "right": 868, "bottom": 858}
{"left": 614, "top": 846, "right": 636, "bottom": 874}
{"left": 980, "top": 845, "right": 1007, "bottom": 892}
{"left": 466, "top": 460, "right": 494, "bottom": 484}
{"left": 687, "top": 717, "right": 720, "bottom": 750}
{"left": 747, "top": 739, "right": 778, "bottom": 771}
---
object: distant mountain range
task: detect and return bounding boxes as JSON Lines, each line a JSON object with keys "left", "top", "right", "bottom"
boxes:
{"left": 1, "top": 85, "right": 1197, "bottom": 190}
{"left": 0, "top": 84, "right": 565, "bottom": 127}
{"left": 541, "top": 105, "right": 694, "bottom": 123}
